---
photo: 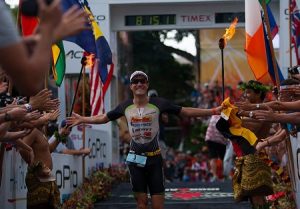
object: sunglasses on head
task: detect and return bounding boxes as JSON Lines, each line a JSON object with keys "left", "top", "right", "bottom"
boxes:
{"left": 130, "top": 78, "right": 147, "bottom": 84}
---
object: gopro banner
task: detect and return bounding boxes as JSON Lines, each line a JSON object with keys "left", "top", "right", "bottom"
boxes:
{"left": 85, "top": 128, "right": 109, "bottom": 177}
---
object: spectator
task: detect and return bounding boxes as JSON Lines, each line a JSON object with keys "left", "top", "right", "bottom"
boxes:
{"left": 0, "top": 0, "right": 88, "bottom": 95}
{"left": 48, "top": 120, "right": 91, "bottom": 155}
{"left": 205, "top": 115, "right": 228, "bottom": 181}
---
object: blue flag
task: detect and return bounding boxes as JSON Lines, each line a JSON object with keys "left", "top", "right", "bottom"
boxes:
{"left": 267, "top": 5, "right": 278, "bottom": 39}
{"left": 262, "top": 9, "right": 284, "bottom": 84}
{"left": 62, "top": 0, "right": 113, "bottom": 95}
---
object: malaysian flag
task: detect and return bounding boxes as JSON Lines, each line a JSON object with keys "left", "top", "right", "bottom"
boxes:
{"left": 89, "top": 58, "right": 104, "bottom": 115}
{"left": 291, "top": 0, "right": 300, "bottom": 64}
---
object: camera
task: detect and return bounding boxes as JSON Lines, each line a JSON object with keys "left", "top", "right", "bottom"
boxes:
{"left": 21, "top": 0, "right": 54, "bottom": 17}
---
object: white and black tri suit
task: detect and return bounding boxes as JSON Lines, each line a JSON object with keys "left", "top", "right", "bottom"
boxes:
{"left": 106, "top": 97, "right": 182, "bottom": 194}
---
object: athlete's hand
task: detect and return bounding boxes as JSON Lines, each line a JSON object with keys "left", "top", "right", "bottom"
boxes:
{"left": 215, "top": 105, "right": 223, "bottom": 114}
{"left": 66, "top": 112, "right": 83, "bottom": 127}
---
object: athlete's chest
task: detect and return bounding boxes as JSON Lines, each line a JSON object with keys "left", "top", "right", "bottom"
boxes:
{"left": 125, "top": 104, "right": 160, "bottom": 122}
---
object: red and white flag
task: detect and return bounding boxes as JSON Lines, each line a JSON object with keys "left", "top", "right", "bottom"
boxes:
{"left": 89, "top": 59, "right": 104, "bottom": 116}
{"left": 291, "top": 0, "right": 300, "bottom": 65}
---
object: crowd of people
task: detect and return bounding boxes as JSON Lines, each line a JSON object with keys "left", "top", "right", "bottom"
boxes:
{"left": 0, "top": 1, "right": 91, "bottom": 208}
{"left": 116, "top": 75, "right": 298, "bottom": 209}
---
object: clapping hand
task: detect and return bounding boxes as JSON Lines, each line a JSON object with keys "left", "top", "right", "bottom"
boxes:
{"left": 29, "top": 89, "right": 52, "bottom": 110}
{"left": 23, "top": 110, "right": 42, "bottom": 122}
{"left": 7, "top": 107, "right": 28, "bottom": 121}
{"left": 235, "top": 101, "right": 255, "bottom": 111}
{"left": 54, "top": 5, "right": 90, "bottom": 41}
{"left": 43, "top": 109, "right": 60, "bottom": 121}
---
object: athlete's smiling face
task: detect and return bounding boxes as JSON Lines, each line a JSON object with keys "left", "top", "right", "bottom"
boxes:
{"left": 130, "top": 75, "right": 149, "bottom": 96}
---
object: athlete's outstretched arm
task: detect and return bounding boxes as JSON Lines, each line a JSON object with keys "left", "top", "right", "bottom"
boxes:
{"left": 179, "top": 106, "right": 222, "bottom": 118}
{"left": 66, "top": 112, "right": 110, "bottom": 127}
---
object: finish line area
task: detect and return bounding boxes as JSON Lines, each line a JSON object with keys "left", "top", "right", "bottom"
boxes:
{"left": 95, "top": 180, "right": 251, "bottom": 209}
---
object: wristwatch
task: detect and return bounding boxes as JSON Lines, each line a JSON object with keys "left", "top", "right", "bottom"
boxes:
{"left": 24, "top": 103, "right": 32, "bottom": 112}
{"left": 249, "top": 111, "right": 254, "bottom": 118}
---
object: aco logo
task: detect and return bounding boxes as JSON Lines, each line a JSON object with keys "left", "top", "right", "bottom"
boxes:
{"left": 66, "top": 50, "right": 84, "bottom": 59}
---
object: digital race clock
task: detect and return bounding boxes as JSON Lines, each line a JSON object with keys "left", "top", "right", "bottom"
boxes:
{"left": 125, "top": 14, "right": 176, "bottom": 26}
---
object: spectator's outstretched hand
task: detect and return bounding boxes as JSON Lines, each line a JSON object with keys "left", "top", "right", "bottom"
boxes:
{"left": 66, "top": 112, "right": 83, "bottom": 127}
{"left": 80, "top": 147, "right": 91, "bottom": 156}
{"left": 256, "top": 128, "right": 286, "bottom": 152}
{"left": 54, "top": 5, "right": 90, "bottom": 41}
{"left": 235, "top": 101, "right": 254, "bottom": 111}
{"left": 253, "top": 106, "right": 274, "bottom": 122}
{"left": 23, "top": 110, "right": 42, "bottom": 122}
{"left": 43, "top": 109, "right": 60, "bottom": 121}
{"left": 59, "top": 125, "right": 71, "bottom": 136}
{"left": 2, "top": 129, "right": 32, "bottom": 142}
{"left": 7, "top": 107, "right": 28, "bottom": 121}
{"left": 18, "top": 122, "right": 36, "bottom": 130}
{"left": 38, "top": 0, "right": 63, "bottom": 32}
{"left": 44, "top": 98, "right": 60, "bottom": 112}
{"left": 29, "top": 89, "right": 52, "bottom": 110}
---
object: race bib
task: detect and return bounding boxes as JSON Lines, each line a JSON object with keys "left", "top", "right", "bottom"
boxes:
{"left": 126, "top": 153, "right": 147, "bottom": 167}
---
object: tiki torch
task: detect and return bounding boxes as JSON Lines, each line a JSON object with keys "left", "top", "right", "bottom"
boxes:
{"left": 69, "top": 53, "right": 94, "bottom": 116}
{"left": 219, "top": 17, "right": 238, "bottom": 100}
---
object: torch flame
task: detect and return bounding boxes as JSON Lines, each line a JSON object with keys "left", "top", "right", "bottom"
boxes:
{"left": 85, "top": 54, "right": 95, "bottom": 68}
{"left": 222, "top": 17, "right": 238, "bottom": 46}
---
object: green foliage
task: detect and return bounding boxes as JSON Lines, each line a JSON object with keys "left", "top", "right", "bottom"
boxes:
{"left": 239, "top": 80, "right": 271, "bottom": 93}
{"left": 61, "top": 167, "right": 129, "bottom": 209}
{"left": 131, "top": 31, "right": 194, "bottom": 106}
{"left": 159, "top": 30, "right": 194, "bottom": 42}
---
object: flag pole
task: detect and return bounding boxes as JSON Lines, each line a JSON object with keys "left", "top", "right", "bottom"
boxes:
{"left": 69, "top": 56, "right": 87, "bottom": 116}
{"left": 289, "top": 0, "right": 293, "bottom": 68}
{"left": 261, "top": 0, "right": 280, "bottom": 90}
{"left": 262, "top": 0, "right": 296, "bottom": 192}
{"left": 82, "top": 64, "right": 86, "bottom": 180}
{"left": 219, "top": 38, "right": 225, "bottom": 101}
